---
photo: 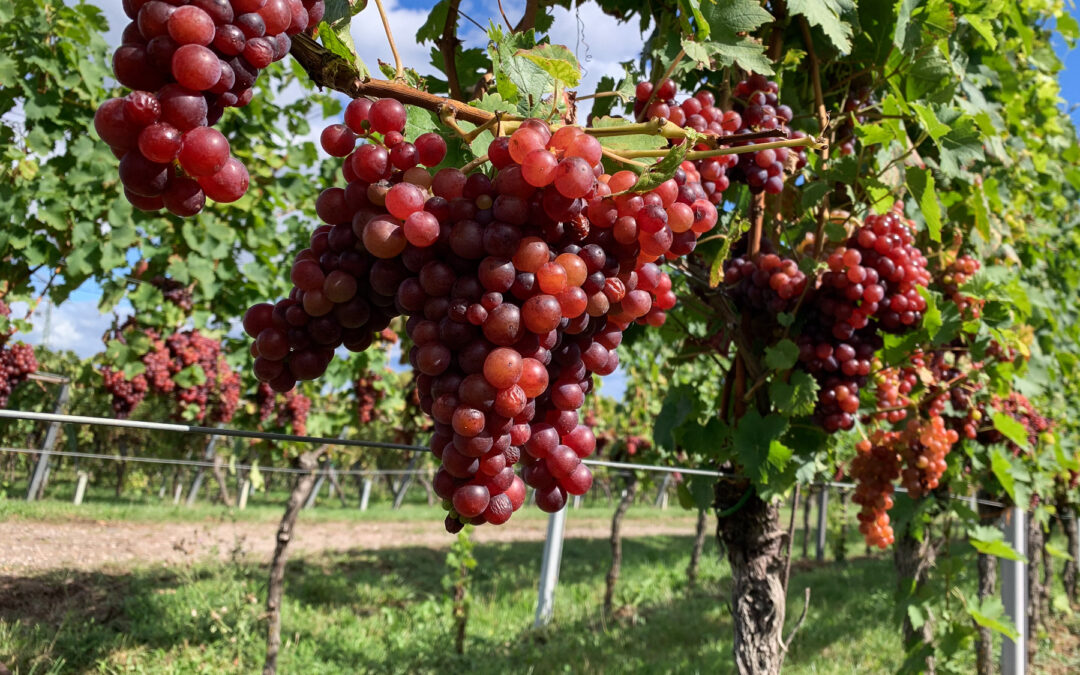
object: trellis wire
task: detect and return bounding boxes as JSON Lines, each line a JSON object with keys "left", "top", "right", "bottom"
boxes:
{"left": 0, "top": 409, "right": 1008, "bottom": 507}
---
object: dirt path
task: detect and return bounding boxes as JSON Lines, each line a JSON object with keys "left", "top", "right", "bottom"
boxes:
{"left": 0, "top": 515, "right": 698, "bottom": 574}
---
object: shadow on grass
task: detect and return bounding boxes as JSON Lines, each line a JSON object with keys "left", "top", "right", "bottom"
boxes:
{"left": 0, "top": 534, "right": 899, "bottom": 673}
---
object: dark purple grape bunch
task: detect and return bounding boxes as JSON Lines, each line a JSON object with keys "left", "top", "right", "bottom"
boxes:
{"left": 95, "top": 0, "right": 325, "bottom": 216}
{"left": 0, "top": 342, "right": 39, "bottom": 409}
{"left": 726, "top": 74, "right": 807, "bottom": 195}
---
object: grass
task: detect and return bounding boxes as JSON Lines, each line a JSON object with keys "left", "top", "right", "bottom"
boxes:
{"left": 0, "top": 533, "right": 916, "bottom": 674}
{"left": 2, "top": 475, "right": 1078, "bottom": 673}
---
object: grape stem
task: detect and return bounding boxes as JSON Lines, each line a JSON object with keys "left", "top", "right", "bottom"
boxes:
{"left": 439, "top": 0, "right": 464, "bottom": 100}
{"left": 615, "top": 135, "right": 825, "bottom": 160}
{"left": 600, "top": 147, "right": 649, "bottom": 169}
{"left": 372, "top": 0, "right": 405, "bottom": 80}
{"left": 460, "top": 154, "right": 490, "bottom": 172}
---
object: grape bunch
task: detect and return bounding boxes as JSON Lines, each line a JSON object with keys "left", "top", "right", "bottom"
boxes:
{"left": 897, "top": 414, "right": 959, "bottom": 499}
{"left": 725, "top": 75, "right": 807, "bottom": 195}
{"left": 941, "top": 254, "right": 982, "bottom": 318}
{"left": 723, "top": 251, "right": 809, "bottom": 313}
{"left": 151, "top": 276, "right": 195, "bottom": 310}
{"left": 355, "top": 374, "right": 384, "bottom": 424}
{"left": 0, "top": 342, "right": 39, "bottom": 409}
{"left": 835, "top": 86, "right": 874, "bottom": 157}
{"left": 244, "top": 98, "right": 717, "bottom": 531}
{"left": 868, "top": 363, "right": 917, "bottom": 425}
{"left": 256, "top": 381, "right": 311, "bottom": 435}
{"left": 101, "top": 366, "right": 150, "bottom": 417}
{"left": 978, "top": 392, "right": 1052, "bottom": 455}
{"left": 796, "top": 204, "right": 931, "bottom": 432}
{"left": 851, "top": 431, "right": 901, "bottom": 548}
{"left": 95, "top": 0, "right": 323, "bottom": 216}
{"left": 101, "top": 327, "right": 240, "bottom": 422}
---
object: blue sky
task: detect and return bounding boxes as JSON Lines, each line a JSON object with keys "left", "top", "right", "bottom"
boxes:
{"left": 15, "top": 1, "right": 1080, "bottom": 402}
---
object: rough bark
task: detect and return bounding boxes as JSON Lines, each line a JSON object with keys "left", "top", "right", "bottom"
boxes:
{"left": 894, "top": 523, "right": 937, "bottom": 674}
{"left": 975, "top": 552, "right": 997, "bottom": 675}
{"left": 263, "top": 451, "right": 321, "bottom": 675}
{"left": 604, "top": 474, "right": 637, "bottom": 617}
{"left": 1026, "top": 511, "right": 1044, "bottom": 664}
{"left": 211, "top": 454, "right": 235, "bottom": 507}
{"left": 715, "top": 481, "right": 787, "bottom": 675}
{"left": 1063, "top": 507, "right": 1079, "bottom": 602}
{"left": 1042, "top": 518, "right": 1055, "bottom": 620}
{"left": 687, "top": 508, "right": 709, "bottom": 588}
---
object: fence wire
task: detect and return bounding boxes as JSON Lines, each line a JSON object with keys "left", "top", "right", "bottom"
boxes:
{"left": 0, "top": 408, "right": 1007, "bottom": 507}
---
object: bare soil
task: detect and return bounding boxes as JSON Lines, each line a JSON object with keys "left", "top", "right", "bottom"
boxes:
{"left": 0, "top": 515, "right": 698, "bottom": 574}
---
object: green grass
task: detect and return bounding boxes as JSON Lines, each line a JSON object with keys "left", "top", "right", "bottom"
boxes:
{"left": 0, "top": 533, "right": 916, "bottom": 674}
{"left": 2, "top": 480, "right": 1078, "bottom": 673}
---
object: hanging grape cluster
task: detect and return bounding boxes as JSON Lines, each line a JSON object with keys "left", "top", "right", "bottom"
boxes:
{"left": 96, "top": 0, "right": 322, "bottom": 215}
{"left": 256, "top": 381, "right": 311, "bottom": 435}
{"left": 851, "top": 431, "right": 901, "bottom": 548}
{"left": 354, "top": 374, "right": 384, "bottom": 425}
{"left": 243, "top": 97, "right": 718, "bottom": 531}
{"left": 797, "top": 204, "right": 931, "bottom": 432}
{"left": 102, "top": 327, "right": 241, "bottom": 422}
{"left": 0, "top": 302, "right": 39, "bottom": 409}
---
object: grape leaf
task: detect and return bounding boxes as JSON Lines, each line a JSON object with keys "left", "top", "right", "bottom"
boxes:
{"left": 969, "top": 536, "right": 1026, "bottom": 562}
{"left": 694, "top": 0, "right": 774, "bottom": 75}
{"left": 909, "top": 102, "right": 950, "bottom": 142}
{"left": 971, "top": 178, "right": 991, "bottom": 241}
{"left": 317, "top": 20, "right": 369, "bottom": 78}
{"left": 966, "top": 597, "right": 1020, "bottom": 641}
{"left": 629, "top": 143, "right": 687, "bottom": 190}
{"left": 769, "top": 371, "right": 819, "bottom": 417}
{"left": 937, "top": 117, "right": 985, "bottom": 178}
{"left": 989, "top": 448, "right": 1016, "bottom": 501}
{"left": 734, "top": 411, "right": 789, "bottom": 484}
{"left": 697, "top": 0, "right": 773, "bottom": 34}
{"left": 654, "top": 386, "right": 695, "bottom": 451}
{"left": 787, "top": 0, "right": 854, "bottom": 53}
{"left": 764, "top": 339, "right": 799, "bottom": 370}
{"left": 992, "top": 412, "right": 1030, "bottom": 451}
{"left": 905, "top": 167, "right": 942, "bottom": 242}
{"left": 518, "top": 44, "right": 581, "bottom": 88}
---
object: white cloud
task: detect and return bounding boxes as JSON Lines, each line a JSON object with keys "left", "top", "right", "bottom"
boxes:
{"left": 10, "top": 299, "right": 131, "bottom": 359}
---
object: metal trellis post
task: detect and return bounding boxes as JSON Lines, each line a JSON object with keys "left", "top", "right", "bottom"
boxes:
{"left": 533, "top": 506, "right": 568, "bottom": 627}
{"left": 26, "top": 382, "right": 71, "bottom": 502}
{"left": 1001, "top": 508, "right": 1027, "bottom": 675}
{"left": 815, "top": 488, "right": 829, "bottom": 563}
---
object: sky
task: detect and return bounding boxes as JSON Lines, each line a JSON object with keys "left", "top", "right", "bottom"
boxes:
{"left": 13, "top": 1, "right": 1080, "bottom": 400}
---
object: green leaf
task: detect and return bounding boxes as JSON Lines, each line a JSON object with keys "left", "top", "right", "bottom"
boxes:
{"left": 969, "top": 536, "right": 1027, "bottom": 563}
{"left": 174, "top": 364, "right": 207, "bottom": 388}
{"left": 937, "top": 117, "right": 985, "bottom": 178}
{"left": 770, "top": 371, "right": 820, "bottom": 417}
{"left": 249, "top": 462, "right": 265, "bottom": 491}
{"left": 787, "top": 0, "right": 854, "bottom": 53}
{"left": 967, "top": 596, "right": 1019, "bottom": 641}
{"left": 971, "top": 179, "right": 991, "bottom": 241}
{"left": 992, "top": 412, "right": 1029, "bottom": 451}
{"left": 734, "top": 411, "right": 789, "bottom": 484}
{"left": 654, "top": 386, "right": 695, "bottom": 451}
{"left": 907, "top": 604, "right": 925, "bottom": 630}
{"left": 909, "top": 102, "right": 950, "bottom": 142}
{"left": 905, "top": 167, "right": 941, "bottom": 242}
{"left": 317, "top": 21, "right": 369, "bottom": 78}
{"left": 628, "top": 143, "right": 687, "bottom": 191}
{"left": 764, "top": 339, "right": 799, "bottom": 371}
{"left": 697, "top": 0, "right": 773, "bottom": 34}
{"left": 990, "top": 448, "right": 1016, "bottom": 501}
{"left": 518, "top": 44, "right": 581, "bottom": 87}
